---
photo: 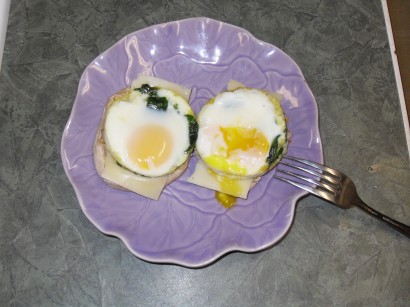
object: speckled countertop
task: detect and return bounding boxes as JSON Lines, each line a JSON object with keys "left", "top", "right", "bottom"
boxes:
{"left": 1, "top": 0, "right": 409, "bottom": 306}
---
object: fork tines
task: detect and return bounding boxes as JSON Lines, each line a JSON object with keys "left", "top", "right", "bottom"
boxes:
{"left": 273, "top": 155, "right": 341, "bottom": 198}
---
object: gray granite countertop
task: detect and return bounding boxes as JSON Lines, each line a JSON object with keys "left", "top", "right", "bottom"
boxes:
{"left": 1, "top": 0, "right": 409, "bottom": 306}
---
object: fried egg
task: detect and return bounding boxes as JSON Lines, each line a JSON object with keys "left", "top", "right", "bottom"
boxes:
{"left": 104, "top": 85, "right": 197, "bottom": 177}
{"left": 196, "top": 87, "right": 287, "bottom": 179}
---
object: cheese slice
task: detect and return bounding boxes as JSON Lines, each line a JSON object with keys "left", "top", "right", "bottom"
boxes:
{"left": 226, "top": 79, "right": 246, "bottom": 91}
{"left": 187, "top": 159, "right": 254, "bottom": 199}
{"left": 101, "top": 152, "right": 167, "bottom": 200}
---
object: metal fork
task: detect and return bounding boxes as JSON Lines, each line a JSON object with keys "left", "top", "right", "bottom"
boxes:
{"left": 273, "top": 155, "right": 410, "bottom": 238}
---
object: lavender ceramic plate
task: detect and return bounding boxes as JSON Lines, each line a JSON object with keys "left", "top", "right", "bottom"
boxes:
{"left": 61, "top": 17, "right": 323, "bottom": 267}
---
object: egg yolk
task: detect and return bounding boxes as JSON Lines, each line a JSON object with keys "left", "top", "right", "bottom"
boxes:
{"left": 127, "top": 124, "right": 174, "bottom": 170}
{"left": 220, "top": 127, "right": 269, "bottom": 156}
{"left": 205, "top": 127, "right": 269, "bottom": 175}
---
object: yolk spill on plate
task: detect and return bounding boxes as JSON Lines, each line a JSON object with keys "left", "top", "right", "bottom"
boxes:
{"left": 215, "top": 191, "right": 237, "bottom": 208}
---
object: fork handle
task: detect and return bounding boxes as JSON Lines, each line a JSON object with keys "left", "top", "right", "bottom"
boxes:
{"left": 354, "top": 200, "right": 410, "bottom": 238}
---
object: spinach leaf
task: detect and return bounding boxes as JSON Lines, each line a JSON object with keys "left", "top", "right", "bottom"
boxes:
{"left": 266, "top": 135, "right": 284, "bottom": 166}
{"left": 136, "top": 84, "right": 169, "bottom": 111}
{"left": 137, "top": 84, "right": 158, "bottom": 96}
{"left": 185, "top": 114, "right": 198, "bottom": 152}
{"left": 146, "top": 96, "right": 168, "bottom": 111}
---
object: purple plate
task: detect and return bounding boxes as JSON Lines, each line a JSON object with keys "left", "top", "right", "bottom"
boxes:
{"left": 61, "top": 17, "right": 323, "bottom": 267}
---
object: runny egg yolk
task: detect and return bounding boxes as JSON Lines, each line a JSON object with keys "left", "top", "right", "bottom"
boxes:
{"left": 220, "top": 127, "right": 269, "bottom": 157}
{"left": 127, "top": 124, "right": 174, "bottom": 170}
{"left": 205, "top": 127, "right": 270, "bottom": 175}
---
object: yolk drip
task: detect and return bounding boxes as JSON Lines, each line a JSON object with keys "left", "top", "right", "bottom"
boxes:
{"left": 210, "top": 127, "right": 269, "bottom": 207}
{"left": 215, "top": 191, "right": 236, "bottom": 208}
{"left": 210, "top": 169, "right": 243, "bottom": 208}
{"left": 128, "top": 124, "right": 173, "bottom": 170}
{"left": 220, "top": 127, "right": 269, "bottom": 157}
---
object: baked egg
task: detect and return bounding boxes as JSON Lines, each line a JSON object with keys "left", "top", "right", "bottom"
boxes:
{"left": 196, "top": 87, "right": 287, "bottom": 177}
{"left": 189, "top": 86, "right": 287, "bottom": 208}
{"left": 104, "top": 84, "right": 197, "bottom": 177}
